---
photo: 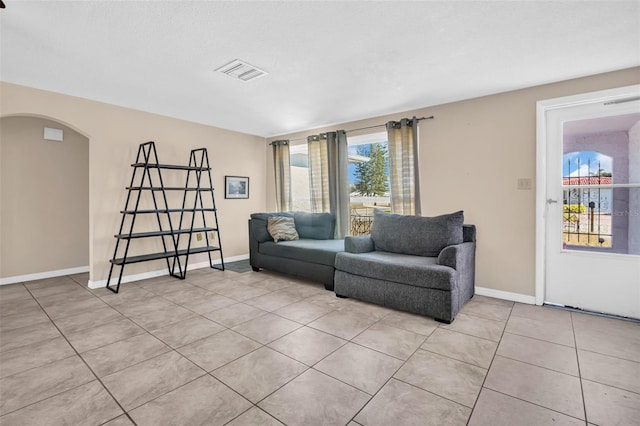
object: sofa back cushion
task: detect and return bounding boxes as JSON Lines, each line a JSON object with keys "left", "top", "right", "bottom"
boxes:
{"left": 250, "top": 212, "right": 336, "bottom": 242}
{"left": 370, "top": 210, "right": 464, "bottom": 256}
{"left": 250, "top": 212, "right": 294, "bottom": 243}
{"left": 293, "top": 212, "right": 336, "bottom": 239}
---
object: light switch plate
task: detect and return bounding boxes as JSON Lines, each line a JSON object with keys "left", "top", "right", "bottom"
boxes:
{"left": 517, "top": 178, "right": 533, "bottom": 190}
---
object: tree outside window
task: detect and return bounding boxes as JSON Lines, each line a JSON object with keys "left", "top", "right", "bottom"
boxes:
{"left": 352, "top": 143, "right": 388, "bottom": 196}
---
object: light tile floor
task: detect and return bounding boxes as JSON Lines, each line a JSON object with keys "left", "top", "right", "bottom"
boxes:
{"left": 1, "top": 269, "right": 639, "bottom": 425}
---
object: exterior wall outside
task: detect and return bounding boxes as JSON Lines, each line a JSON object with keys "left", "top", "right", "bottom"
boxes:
{"left": 563, "top": 131, "right": 629, "bottom": 253}
{"left": 265, "top": 67, "right": 640, "bottom": 297}
{"left": 291, "top": 165, "right": 311, "bottom": 211}
{"left": 0, "top": 82, "right": 267, "bottom": 283}
{"left": 0, "top": 116, "right": 89, "bottom": 277}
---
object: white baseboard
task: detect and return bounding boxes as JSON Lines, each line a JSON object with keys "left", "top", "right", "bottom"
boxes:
{"left": 2, "top": 260, "right": 535, "bottom": 309}
{"left": 88, "top": 254, "right": 249, "bottom": 289}
{"left": 475, "top": 286, "right": 536, "bottom": 305}
{"left": 0, "top": 266, "right": 90, "bottom": 286}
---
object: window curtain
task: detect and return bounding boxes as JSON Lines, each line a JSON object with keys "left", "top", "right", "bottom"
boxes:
{"left": 307, "top": 131, "right": 350, "bottom": 238}
{"left": 272, "top": 140, "right": 292, "bottom": 212}
{"left": 387, "top": 117, "right": 421, "bottom": 215}
{"left": 307, "top": 135, "right": 329, "bottom": 213}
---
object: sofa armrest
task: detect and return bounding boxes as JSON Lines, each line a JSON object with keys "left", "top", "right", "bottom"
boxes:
{"left": 437, "top": 241, "right": 475, "bottom": 270}
{"left": 345, "top": 236, "right": 374, "bottom": 253}
{"left": 438, "top": 241, "right": 476, "bottom": 308}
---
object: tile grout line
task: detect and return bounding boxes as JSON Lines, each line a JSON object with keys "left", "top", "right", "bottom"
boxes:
{"left": 11, "top": 274, "right": 632, "bottom": 425}
{"left": 100, "top": 288, "right": 272, "bottom": 378}
{"left": 347, "top": 323, "right": 440, "bottom": 424}
{"left": 418, "top": 346, "right": 492, "bottom": 371}
{"left": 475, "top": 304, "right": 593, "bottom": 423}
{"left": 0, "top": 340, "right": 76, "bottom": 379}
{"left": 10, "top": 277, "right": 139, "bottom": 426}
{"left": 118, "top": 356, "right": 209, "bottom": 414}
{"left": 490, "top": 353, "right": 580, "bottom": 379}
{"left": 351, "top": 305, "right": 506, "bottom": 423}
{"left": 203, "top": 297, "right": 342, "bottom": 407}
{"left": 480, "top": 387, "right": 590, "bottom": 424}
{"left": 571, "top": 311, "right": 589, "bottom": 424}
{"left": 207, "top": 339, "right": 312, "bottom": 422}
{"left": 579, "top": 377, "right": 640, "bottom": 398}
{"left": 80, "top": 277, "right": 266, "bottom": 418}
{"left": 500, "top": 329, "right": 577, "bottom": 349}
{"left": 571, "top": 345, "right": 640, "bottom": 366}
{"left": 63, "top": 318, "right": 147, "bottom": 354}
{"left": 437, "top": 324, "right": 501, "bottom": 344}
{"left": 302, "top": 296, "right": 511, "bottom": 423}
{"left": 209, "top": 294, "right": 406, "bottom": 424}
{"left": 88, "top": 276, "right": 287, "bottom": 422}
{"left": 465, "top": 299, "right": 513, "bottom": 425}
{"left": 391, "top": 376, "right": 477, "bottom": 411}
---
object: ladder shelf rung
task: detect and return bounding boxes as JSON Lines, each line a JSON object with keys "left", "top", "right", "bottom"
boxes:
{"left": 126, "top": 186, "right": 213, "bottom": 191}
{"left": 120, "top": 208, "right": 217, "bottom": 214}
{"left": 131, "top": 163, "right": 211, "bottom": 171}
{"left": 110, "top": 246, "right": 222, "bottom": 265}
{"left": 115, "top": 227, "right": 217, "bottom": 239}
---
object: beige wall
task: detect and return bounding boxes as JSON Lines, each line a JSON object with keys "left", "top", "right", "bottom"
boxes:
{"left": 0, "top": 116, "right": 89, "bottom": 277}
{"left": 0, "top": 82, "right": 267, "bottom": 283}
{"left": 267, "top": 67, "right": 640, "bottom": 297}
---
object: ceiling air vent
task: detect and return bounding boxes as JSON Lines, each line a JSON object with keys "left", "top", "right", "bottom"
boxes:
{"left": 216, "top": 59, "right": 267, "bottom": 82}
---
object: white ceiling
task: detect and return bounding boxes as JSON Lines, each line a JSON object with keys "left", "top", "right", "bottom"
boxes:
{"left": 1, "top": 1, "right": 639, "bottom": 138}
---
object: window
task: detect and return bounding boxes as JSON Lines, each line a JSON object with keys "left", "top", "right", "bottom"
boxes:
{"left": 288, "top": 131, "right": 391, "bottom": 235}
{"left": 348, "top": 132, "right": 390, "bottom": 235}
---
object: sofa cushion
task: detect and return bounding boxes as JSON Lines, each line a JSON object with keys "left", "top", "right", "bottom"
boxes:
{"left": 267, "top": 217, "right": 299, "bottom": 242}
{"left": 371, "top": 210, "right": 464, "bottom": 257}
{"left": 335, "top": 251, "right": 456, "bottom": 291}
{"left": 294, "top": 212, "right": 335, "bottom": 240}
{"left": 250, "top": 212, "right": 293, "bottom": 243}
{"left": 259, "top": 239, "right": 345, "bottom": 266}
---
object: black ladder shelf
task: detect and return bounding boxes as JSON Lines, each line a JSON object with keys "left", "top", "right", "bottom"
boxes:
{"left": 106, "top": 141, "right": 224, "bottom": 293}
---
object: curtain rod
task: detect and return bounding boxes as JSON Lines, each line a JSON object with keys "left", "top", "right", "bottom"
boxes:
{"left": 270, "top": 116, "right": 434, "bottom": 145}
{"left": 346, "top": 115, "right": 434, "bottom": 134}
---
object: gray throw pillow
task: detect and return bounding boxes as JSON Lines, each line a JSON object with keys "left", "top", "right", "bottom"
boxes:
{"left": 267, "top": 216, "right": 299, "bottom": 242}
{"left": 370, "top": 210, "right": 464, "bottom": 256}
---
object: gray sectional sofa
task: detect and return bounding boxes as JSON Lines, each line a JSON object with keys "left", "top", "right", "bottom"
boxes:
{"left": 334, "top": 210, "right": 476, "bottom": 323}
{"left": 248, "top": 210, "right": 476, "bottom": 323}
{"left": 248, "top": 212, "right": 344, "bottom": 290}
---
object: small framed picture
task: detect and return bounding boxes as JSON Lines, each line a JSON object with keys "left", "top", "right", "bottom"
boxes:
{"left": 225, "top": 176, "right": 249, "bottom": 199}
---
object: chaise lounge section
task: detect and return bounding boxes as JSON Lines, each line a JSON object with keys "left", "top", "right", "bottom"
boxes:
{"left": 334, "top": 210, "right": 476, "bottom": 323}
{"left": 248, "top": 212, "right": 344, "bottom": 290}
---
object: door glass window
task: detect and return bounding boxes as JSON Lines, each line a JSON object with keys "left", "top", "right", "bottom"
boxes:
{"left": 562, "top": 114, "right": 640, "bottom": 255}
{"left": 562, "top": 151, "right": 613, "bottom": 249}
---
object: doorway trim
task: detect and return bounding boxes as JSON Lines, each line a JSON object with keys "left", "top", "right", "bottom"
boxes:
{"left": 535, "top": 84, "right": 640, "bottom": 306}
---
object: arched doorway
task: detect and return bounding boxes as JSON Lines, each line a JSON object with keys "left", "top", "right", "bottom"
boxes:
{"left": 0, "top": 116, "right": 90, "bottom": 283}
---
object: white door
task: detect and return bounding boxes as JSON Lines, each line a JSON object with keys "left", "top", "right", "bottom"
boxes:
{"left": 539, "top": 85, "right": 640, "bottom": 319}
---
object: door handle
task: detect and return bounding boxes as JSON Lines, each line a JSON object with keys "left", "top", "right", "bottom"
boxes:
{"left": 547, "top": 198, "right": 558, "bottom": 204}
